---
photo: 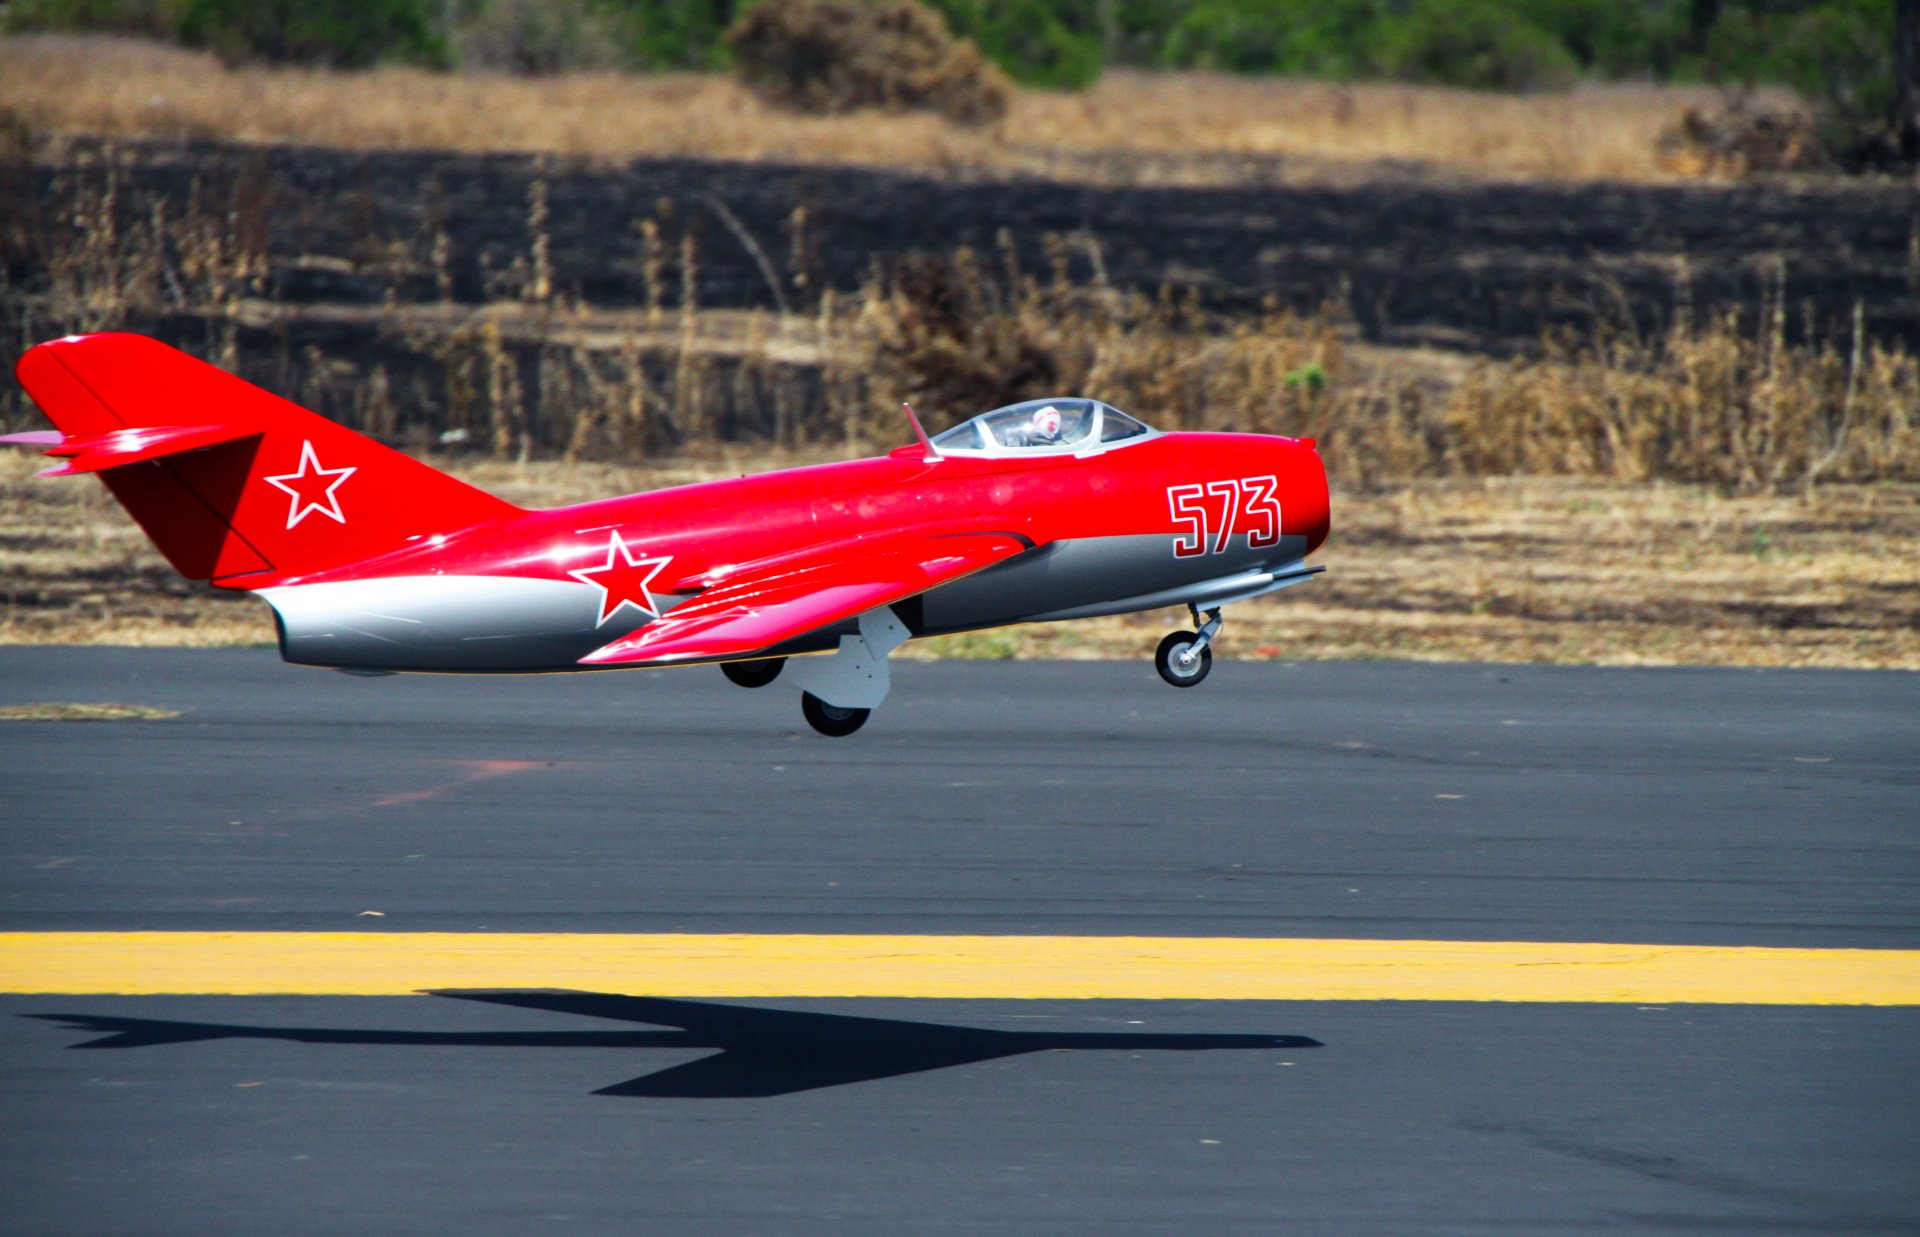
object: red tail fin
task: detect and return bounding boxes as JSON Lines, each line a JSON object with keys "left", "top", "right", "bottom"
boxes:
{"left": 13, "top": 334, "right": 518, "bottom": 585}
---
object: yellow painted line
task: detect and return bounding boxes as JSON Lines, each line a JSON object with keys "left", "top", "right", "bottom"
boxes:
{"left": 2, "top": 932, "right": 1917, "bottom": 1004}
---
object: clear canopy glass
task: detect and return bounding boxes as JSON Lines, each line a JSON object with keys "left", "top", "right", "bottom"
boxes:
{"left": 929, "top": 398, "right": 1154, "bottom": 456}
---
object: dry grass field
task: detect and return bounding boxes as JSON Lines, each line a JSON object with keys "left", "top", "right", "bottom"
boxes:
{"left": 0, "top": 35, "right": 1741, "bottom": 185}
{"left": 4, "top": 450, "right": 1913, "bottom": 669}
{"left": 3, "top": 36, "right": 1910, "bottom": 672}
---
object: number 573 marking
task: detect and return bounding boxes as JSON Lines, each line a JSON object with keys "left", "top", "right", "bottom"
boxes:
{"left": 1167, "top": 476, "right": 1282, "bottom": 558}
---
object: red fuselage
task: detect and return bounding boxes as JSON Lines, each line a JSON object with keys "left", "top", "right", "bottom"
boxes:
{"left": 260, "top": 431, "right": 1328, "bottom": 672}
{"left": 14, "top": 335, "right": 1332, "bottom": 730}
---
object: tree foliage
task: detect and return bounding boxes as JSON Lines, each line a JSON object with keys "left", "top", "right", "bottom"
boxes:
{"left": 174, "top": 0, "right": 446, "bottom": 67}
{"left": 2, "top": 0, "right": 1904, "bottom": 110}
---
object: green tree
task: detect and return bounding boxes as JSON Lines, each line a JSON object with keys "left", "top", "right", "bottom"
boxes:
{"left": 927, "top": 0, "right": 1103, "bottom": 87}
{"left": 1158, "top": 0, "right": 1381, "bottom": 75}
{"left": 177, "top": 0, "right": 446, "bottom": 67}
{"left": 0, "top": 0, "right": 187, "bottom": 38}
{"left": 613, "top": 0, "right": 740, "bottom": 69}
{"left": 1518, "top": 0, "right": 1687, "bottom": 77}
{"left": 1375, "top": 0, "right": 1580, "bottom": 90}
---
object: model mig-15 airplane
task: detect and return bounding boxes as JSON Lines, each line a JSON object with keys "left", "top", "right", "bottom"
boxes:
{"left": 7, "top": 333, "right": 1329, "bottom": 735}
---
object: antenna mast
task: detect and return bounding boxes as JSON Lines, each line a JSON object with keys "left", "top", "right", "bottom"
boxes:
{"left": 902, "top": 402, "right": 941, "bottom": 463}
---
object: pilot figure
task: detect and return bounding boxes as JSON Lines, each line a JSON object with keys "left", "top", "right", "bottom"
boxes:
{"left": 1025, "top": 405, "right": 1064, "bottom": 445}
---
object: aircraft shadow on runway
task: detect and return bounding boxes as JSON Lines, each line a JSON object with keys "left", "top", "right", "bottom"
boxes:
{"left": 26, "top": 991, "right": 1322, "bottom": 1098}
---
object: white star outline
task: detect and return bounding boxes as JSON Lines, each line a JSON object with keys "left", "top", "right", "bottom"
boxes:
{"left": 263, "top": 440, "right": 356, "bottom": 530}
{"left": 567, "top": 530, "right": 673, "bottom": 626}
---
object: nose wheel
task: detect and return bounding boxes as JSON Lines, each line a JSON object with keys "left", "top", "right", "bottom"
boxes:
{"left": 801, "top": 691, "right": 871, "bottom": 737}
{"left": 1155, "top": 631, "right": 1212, "bottom": 687}
{"left": 1155, "top": 605, "right": 1223, "bottom": 688}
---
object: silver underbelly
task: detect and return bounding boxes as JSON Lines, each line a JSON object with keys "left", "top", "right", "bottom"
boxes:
{"left": 917, "top": 533, "right": 1311, "bottom": 634}
{"left": 260, "top": 576, "right": 683, "bottom": 672}
{"left": 259, "top": 533, "right": 1312, "bottom": 673}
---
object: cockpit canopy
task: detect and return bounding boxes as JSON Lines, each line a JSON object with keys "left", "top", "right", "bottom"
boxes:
{"left": 929, "top": 398, "right": 1154, "bottom": 456}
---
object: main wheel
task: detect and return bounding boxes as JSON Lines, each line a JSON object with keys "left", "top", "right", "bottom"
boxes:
{"left": 1155, "top": 630, "right": 1212, "bottom": 688}
{"left": 801, "top": 691, "right": 871, "bottom": 737}
{"left": 721, "top": 657, "right": 785, "bottom": 689}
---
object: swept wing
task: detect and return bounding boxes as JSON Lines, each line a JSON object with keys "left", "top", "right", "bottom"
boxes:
{"left": 580, "top": 530, "right": 1030, "bottom": 666}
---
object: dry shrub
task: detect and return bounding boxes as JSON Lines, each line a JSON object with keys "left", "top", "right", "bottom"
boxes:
{"left": 9, "top": 148, "right": 265, "bottom": 349}
{"left": 1442, "top": 310, "right": 1917, "bottom": 491}
{"left": 857, "top": 242, "right": 1916, "bottom": 491}
{"left": 725, "top": 0, "right": 1009, "bottom": 126}
{"left": 864, "top": 244, "right": 1082, "bottom": 412}
{"left": 451, "top": 0, "right": 628, "bottom": 75}
{"left": 858, "top": 242, "right": 1428, "bottom": 482}
{"left": 0, "top": 105, "right": 39, "bottom": 267}
{"left": 1656, "top": 101, "right": 1825, "bottom": 177}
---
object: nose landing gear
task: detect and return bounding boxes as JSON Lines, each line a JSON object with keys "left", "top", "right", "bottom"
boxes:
{"left": 1155, "top": 605, "right": 1223, "bottom": 688}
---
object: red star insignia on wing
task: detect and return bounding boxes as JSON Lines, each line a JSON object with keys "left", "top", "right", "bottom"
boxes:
{"left": 264, "top": 440, "right": 355, "bottom": 529}
{"left": 569, "top": 531, "right": 672, "bottom": 626}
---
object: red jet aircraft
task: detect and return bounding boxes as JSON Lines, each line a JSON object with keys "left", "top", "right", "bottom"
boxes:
{"left": 7, "top": 333, "right": 1329, "bottom": 735}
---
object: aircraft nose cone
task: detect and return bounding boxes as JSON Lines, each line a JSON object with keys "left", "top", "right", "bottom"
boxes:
{"left": 1292, "top": 437, "right": 1331, "bottom": 556}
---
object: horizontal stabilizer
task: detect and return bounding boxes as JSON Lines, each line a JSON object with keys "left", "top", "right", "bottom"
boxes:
{"left": 582, "top": 531, "right": 1030, "bottom": 666}
{"left": 19, "top": 424, "right": 261, "bottom": 476}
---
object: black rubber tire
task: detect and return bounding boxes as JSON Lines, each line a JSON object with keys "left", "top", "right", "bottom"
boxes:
{"left": 801, "top": 691, "right": 871, "bottom": 737}
{"left": 1155, "top": 630, "right": 1213, "bottom": 688}
{"left": 721, "top": 657, "right": 785, "bottom": 689}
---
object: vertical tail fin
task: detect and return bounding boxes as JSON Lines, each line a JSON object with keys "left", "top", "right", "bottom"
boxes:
{"left": 12, "top": 334, "right": 518, "bottom": 585}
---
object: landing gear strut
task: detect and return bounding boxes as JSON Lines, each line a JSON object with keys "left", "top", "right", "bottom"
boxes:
{"left": 786, "top": 606, "right": 909, "bottom": 738}
{"left": 1155, "top": 605, "right": 1222, "bottom": 688}
{"left": 801, "top": 691, "right": 870, "bottom": 737}
{"left": 721, "top": 657, "right": 784, "bottom": 689}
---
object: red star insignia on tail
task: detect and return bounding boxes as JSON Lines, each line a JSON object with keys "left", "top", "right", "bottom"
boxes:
{"left": 264, "top": 440, "right": 355, "bottom": 529}
{"left": 569, "top": 531, "right": 671, "bottom": 626}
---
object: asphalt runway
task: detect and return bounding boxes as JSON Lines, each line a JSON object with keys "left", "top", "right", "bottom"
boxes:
{"left": 1, "top": 647, "right": 1916, "bottom": 1233}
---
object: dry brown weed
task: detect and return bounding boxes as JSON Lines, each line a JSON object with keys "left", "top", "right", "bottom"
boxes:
{"left": 2, "top": 35, "right": 1743, "bottom": 185}
{"left": 7, "top": 151, "right": 1912, "bottom": 494}
{"left": 860, "top": 252, "right": 1916, "bottom": 491}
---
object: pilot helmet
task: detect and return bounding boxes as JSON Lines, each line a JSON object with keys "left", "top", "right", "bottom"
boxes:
{"left": 1030, "top": 406, "right": 1062, "bottom": 438}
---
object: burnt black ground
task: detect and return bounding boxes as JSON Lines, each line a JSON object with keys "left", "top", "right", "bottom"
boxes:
{"left": 33, "top": 142, "right": 1920, "bottom": 353}
{"left": 0, "top": 648, "right": 1915, "bottom": 1233}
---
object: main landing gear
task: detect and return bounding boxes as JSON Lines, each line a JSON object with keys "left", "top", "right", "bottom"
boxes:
{"left": 784, "top": 606, "right": 910, "bottom": 737}
{"left": 720, "top": 657, "right": 784, "bottom": 689}
{"left": 1155, "top": 604, "right": 1223, "bottom": 688}
{"left": 801, "top": 691, "right": 871, "bottom": 737}
{"left": 724, "top": 654, "right": 867, "bottom": 735}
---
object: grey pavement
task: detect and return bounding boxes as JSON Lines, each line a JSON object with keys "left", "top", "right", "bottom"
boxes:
{"left": 0, "top": 649, "right": 1915, "bottom": 1233}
